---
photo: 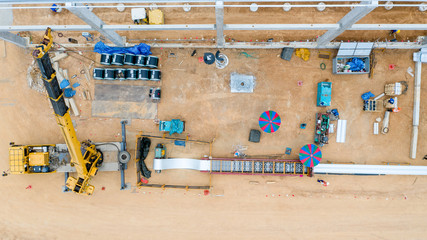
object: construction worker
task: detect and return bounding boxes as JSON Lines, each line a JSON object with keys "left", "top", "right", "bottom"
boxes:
{"left": 389, "top": 30, "right": 400, "bottom": 42}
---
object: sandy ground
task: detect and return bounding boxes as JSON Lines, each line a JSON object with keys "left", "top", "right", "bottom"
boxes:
{"left": 1, "top": 35, "right": 427, "bottom": 239}
{"left": 1, "top": 4, "right": 427, "bottom": 239}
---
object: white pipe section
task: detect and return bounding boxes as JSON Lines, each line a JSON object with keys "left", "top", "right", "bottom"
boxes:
{"left": 153, "top": 158, "right": 211, "bottom": 171}
{"left": 381, "top": 111, "right": 390, "bottom": 134}
{"left": 410, "top": 61, "right": 422, "bottom": 159}
{"left": 313, "top": 163, "right": 427, "bottom": 175}
{"left": 374, "top": 92, "right": 385, "bottom": 100}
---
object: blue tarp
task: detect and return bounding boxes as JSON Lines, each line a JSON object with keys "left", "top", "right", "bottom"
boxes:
{"left": 93, "top": 41, "right": 152, "bottom": 55}
{"left": 174, "top": 140, "right": 186, "bottom": 147}
{"left": 59, "top": 79, "right": 70, "bottom": 89}
{"left": 64, "top": 88, "right": 76, "bottom": 98}
{"left": 346, "top": 57, "right": 365, "bottom": 72}
{"left": 361, "top": 91, "right": 375, "bottom": 101}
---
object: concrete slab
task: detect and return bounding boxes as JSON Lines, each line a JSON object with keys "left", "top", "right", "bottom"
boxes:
{"left": 91, "top": 100, "right": 157, "bottom": 119}
{"left": 94, "top": 84, "right": 149, "bottom": 102}
{"left": 230, "top": 72, "right": 256, "bottom": 93}
{"left": 92, "top": 84, "right": 157, "bottom": 119}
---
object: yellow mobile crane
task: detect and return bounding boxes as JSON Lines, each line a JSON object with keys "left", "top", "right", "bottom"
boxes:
{"left": 9, "top": 28, "right": 103, "bottom": 195}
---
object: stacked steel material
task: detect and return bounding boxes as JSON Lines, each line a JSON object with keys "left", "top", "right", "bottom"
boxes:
{"left": 94, "top": 53, "right": 161, "bottom": 81}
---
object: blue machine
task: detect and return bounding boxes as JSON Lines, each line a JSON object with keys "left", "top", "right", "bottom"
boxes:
{"left": 317, "top": 82, "right": 332, "bottom": 107}
{"left": 159, "top": 119, "right": 185, "bottom": 135}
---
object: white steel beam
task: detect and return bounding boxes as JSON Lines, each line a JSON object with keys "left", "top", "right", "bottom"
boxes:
{"left": 1, "top": 3, "right": 425, "bottom": 11}
{"left": 0, "top": 24, "right": 216, "bottom": 31}
{"left": 0, "top": 32, "right": 28, "bottom": 48}
{"left": 313, "top": 164, "right": 427, "bottom": 176}
{"left": 349, "top": 24, "right": 427, "bottom": 31}
{"left": 215, "top": 0, "right": 225, "bottom": 48}
{"left": 2, "top": 24, "right": 427, "bottom": 32}
{"left": 105, "top": 24, "right": 216, "bottom": 31}
{"left": 29, "top": 41, "right": 424, "bottom": 50}
{"left": 317, "top": 0, "right": 378, "bottom": 46}
{"left": 2, "top": 0, "right": 424, "bottom": 4}
{"left": 410, "top": 60, "right": 422, "bottom": 159}
{"left": 65, "top": 3, "right": 124, "bottom": 46}
{"left": 0, "top": 24, "right": 427, "bottom": 32}
{"left": 224, "top": 24, "right": 337, "bottom": 30}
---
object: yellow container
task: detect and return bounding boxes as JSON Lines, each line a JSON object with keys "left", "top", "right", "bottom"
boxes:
{"left": 29, "top": 152, "right": 49, "bottom": 166}
{"left": 148, "top": 9, "right": 164, "bottom": 25}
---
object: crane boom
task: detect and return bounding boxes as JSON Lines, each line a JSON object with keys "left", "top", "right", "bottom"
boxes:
{"left": 33, "top": 28, "right": 102, "bottom": 195}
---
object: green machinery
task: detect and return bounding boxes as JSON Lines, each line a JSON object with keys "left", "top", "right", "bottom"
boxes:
{"left": 159, "top": 119, "right": 185, "bottom": 135}
{"left": 154, "top": 144, "right": 166, "bottom": 173}
{"left": 314, "top": 113, "right": 330, "bottom": 145}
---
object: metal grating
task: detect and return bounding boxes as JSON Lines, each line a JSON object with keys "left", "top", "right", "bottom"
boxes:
{"left": 221, "top": 161, "right": 231, "bottom": 172}
{"left": 233, "top": 161, "right": 242, "bottom": 172}
{"left": 208, "top": 158, "right": 310, "bottom": 176}
{"left": 274, "top": 162, "right": 284, "bottom": 173}
{"left": 264, "top": 162, "right": 273, "bottom": 173}
{"left": 295, "top": 163, "right": 304, "bottom": 174}
{"left": 254, "top": 161, "right": 263, "bottom": 173}
{"left": 243, "top": 161, "right": 252, "bottom": 173}
{"left": 285, "top": 163, "right": 294, "bottom": 174}
{"left": 337, "top": 42, "right": 373, "bottom": 56}
{"left": 211, "top": 160, "right": 221, "bottom": 172}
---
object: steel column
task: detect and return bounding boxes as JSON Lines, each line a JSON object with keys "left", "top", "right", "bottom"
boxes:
{"left": 317, "top": 0, "right": 378, "bottom": 46}
{"left": 215, "top": 0, "right": 225, "bottom": 48}
{"left": 0, "top": 32, "right": 27, "bottom": 48}
{"left": 422, "top": 36, "right": 427, "bottom": 48}
{"left": 410, "top": 60, "right": 422, "bottom": 159}
{"left": 65, "top": 2, "right": 124, "bottom": 46}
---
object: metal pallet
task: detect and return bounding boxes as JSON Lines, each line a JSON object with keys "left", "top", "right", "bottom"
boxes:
{"left": 208, "top": 158, "right": 311, "bottom": 176}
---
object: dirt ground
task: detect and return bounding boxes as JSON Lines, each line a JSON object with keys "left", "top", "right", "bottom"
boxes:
{"left": 1, "top": 37, "right": 427, "bottom": 239}
{"left": 11, "top": 4, "right": 427, "bottom": 42}
{"left": 1, "top": 4, "right": 427, "bottom": 240}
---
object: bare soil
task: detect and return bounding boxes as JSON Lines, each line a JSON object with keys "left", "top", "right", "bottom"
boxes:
{"left": 1, "top": 5, "right": 427, "bottom": 239}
